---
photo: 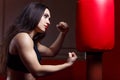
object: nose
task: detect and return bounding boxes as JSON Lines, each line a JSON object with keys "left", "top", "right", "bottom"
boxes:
{"left": 47, "top": 19, "right": 50, "bottom": 25}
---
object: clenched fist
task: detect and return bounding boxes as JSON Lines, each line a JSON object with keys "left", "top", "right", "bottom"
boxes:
{"left": 56, "top": 22, "right": 69, "bottom": 34}
{"left": 67, "top": 52, "right": 78, "bottom": 65}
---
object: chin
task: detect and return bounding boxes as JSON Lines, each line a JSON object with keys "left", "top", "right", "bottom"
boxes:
{"left": 37, "top": 28, "right": 45, "bottom": 33}
{"left": 40, "top": 30, "right": 46, "bottom": 33}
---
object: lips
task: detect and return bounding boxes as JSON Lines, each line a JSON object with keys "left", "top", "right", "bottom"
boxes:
{"left": 45, "top": 25, "right": 48, "bottom": 30}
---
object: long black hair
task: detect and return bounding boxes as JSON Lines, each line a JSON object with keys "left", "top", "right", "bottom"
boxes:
{"left": 0, "top": 2, "right": 48, "bottom": 76}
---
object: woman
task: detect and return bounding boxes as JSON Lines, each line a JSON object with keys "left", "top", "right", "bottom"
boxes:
{"left": 0, "top": 2, "right": 77, "bottom": 80}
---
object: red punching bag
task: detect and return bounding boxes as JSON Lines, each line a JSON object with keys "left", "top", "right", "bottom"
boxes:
{"left": 76, "top": 0, "right": 114, "bottom": 51}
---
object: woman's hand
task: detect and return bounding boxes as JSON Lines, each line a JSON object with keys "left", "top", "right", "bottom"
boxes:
{"left": 67, "top": 52, "right": 78, "bottom": 66}
{"left": 56, "top": 22, "right": 69, "bottom": 34}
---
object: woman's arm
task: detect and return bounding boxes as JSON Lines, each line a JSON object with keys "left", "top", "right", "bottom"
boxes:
{"left": 33, "top": 52, "right": 77, "bottom": 77}
{"left": 38, "top": 22, "right": 69, "bottom": 57}
{"left": 15, "top": 33, "right": 77, "bottom": 77}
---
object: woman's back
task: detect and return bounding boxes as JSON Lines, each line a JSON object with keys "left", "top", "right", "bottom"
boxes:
{"left": 7, "top": 33, "right": 36, "bottom": 80}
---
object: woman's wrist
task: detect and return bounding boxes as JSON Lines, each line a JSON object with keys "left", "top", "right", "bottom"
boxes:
{"left": 60, "top": 32, "right": 67, "bottom": 36}
{"left": 64, "top": 62, "right": 73, "bottom": 67}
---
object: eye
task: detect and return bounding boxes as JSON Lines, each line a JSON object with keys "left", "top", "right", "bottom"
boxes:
{"left": 44, "top": 14, "right": 49, "bottom": 18}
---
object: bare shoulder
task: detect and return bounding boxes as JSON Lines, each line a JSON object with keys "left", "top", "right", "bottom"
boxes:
{"left": 14, "top": 33, "right": 33, "bottom": 47}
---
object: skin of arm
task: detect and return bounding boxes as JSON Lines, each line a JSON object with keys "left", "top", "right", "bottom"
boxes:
{"left": 15, "top": 33, "right": 77, "bottom": 78}
{"left": 37, "top": 22, "right": 69, "bottom": 57}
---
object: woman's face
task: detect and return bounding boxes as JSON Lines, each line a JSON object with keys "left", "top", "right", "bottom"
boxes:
{"left": 37, "top": 8, "right": 51, "bottom": 33}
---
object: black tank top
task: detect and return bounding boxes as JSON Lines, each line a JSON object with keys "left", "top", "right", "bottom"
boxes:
{"left": 7, "top": 43, "right": 41, "bottom": 73}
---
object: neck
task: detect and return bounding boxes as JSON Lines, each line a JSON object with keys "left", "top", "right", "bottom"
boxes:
{"left": 29, "top": 30, "right": 37, "bottom": 39}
